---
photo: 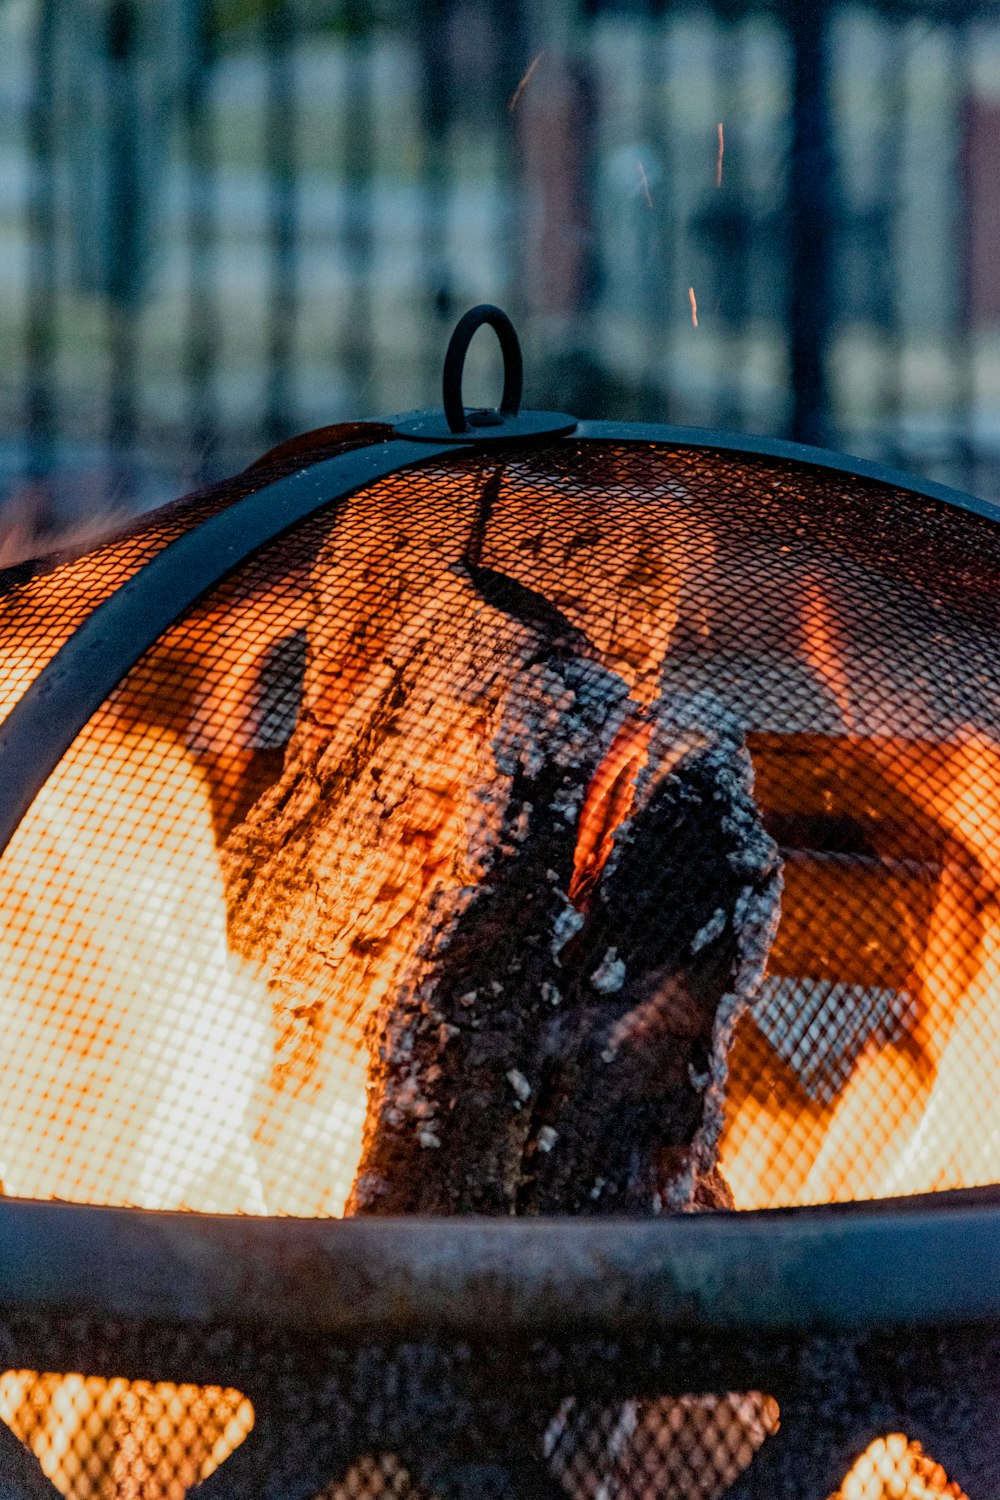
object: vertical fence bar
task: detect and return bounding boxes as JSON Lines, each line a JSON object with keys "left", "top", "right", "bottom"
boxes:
{"left": 787, "top": 0, "right": 835, "bottom": 448}
{"left": 417, "top": 0, "right": 453, "bottom": 389}
{"left": 872, "top": 12, "right": 904, "bottom": 471}
{"left": 713, "top": 16, "right": 751, "bottom": 433}
{"left": 263, "top": 0, "right": 298, "bottom": 449}
{"left": 183, "top": 0, "right": 219, "bottom": 478}
{"left": 486, "top": 0, "right": 528, "bottom": 315}
{"left": 342, "top": 22, "right": 375, "bottom": 415}
{"left": 105, "top": 0, "right": 139, "bottom": 497}
{"left": 24, "top": 0, "right": 58, "bottom": 483}
{"left": 948, "top": 17, "right": 976, "bottom": 497}
{"left": 635, "top": 11, "right": 674, "bottom": 422}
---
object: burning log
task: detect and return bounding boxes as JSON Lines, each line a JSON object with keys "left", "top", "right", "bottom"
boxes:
{"left": 220, "top": 468, "right": 782, "bottom": 1496}
{"left": 222, "top": 465, "right": 780, "bottom": 1217}
{"left": 348, "top": 673, "right": 781, "bottom": 1219}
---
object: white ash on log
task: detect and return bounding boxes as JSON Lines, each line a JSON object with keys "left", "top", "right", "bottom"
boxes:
{"left": 222, "top": 478, "right": 599, "bottom": 1212}
{"left": 222, "top": 460, "right": 781, "bottom": 1217}
{"left": 348, "top": 675, "right": 782, "bottom": 1218}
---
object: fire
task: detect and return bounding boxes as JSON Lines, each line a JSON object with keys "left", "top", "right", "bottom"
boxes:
{"left": 831, "top": 1435, "right": 968, "bottom": 1500}
{"left": 0, "top": 487, "right": 997, "bottom": 1493}
{"left": 569, "top": 708, "right": 653, "bottom": 908}
{"left": 0, "top": 721, "right": 272, "bottom": 1211}
{"left": 722, "top": 577, "right": 1000, "bottom": 1207}
{"left": 799, "top": 578, "right": 856, "bottom": 733}
{"left": 0, "top": 1373, "right": 253, "bottom": 1497}
{"left": 0, "top": 581, "right": 366, "bottom": 1489}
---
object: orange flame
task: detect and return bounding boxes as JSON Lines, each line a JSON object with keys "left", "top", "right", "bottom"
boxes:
{"left": 722, "top": 578, "right": 1000, "bottom": 1210}
{"left": 3, "top": 495, "right": 1000, "bottom": 1493}
{"left": 569, "top": 709, "right": 653, "bottom": 909}
{"left": 0, "top": 1373, "right": 253, "bottom": 1498}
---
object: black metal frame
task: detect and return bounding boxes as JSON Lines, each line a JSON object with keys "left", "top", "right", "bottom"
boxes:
{"left": 0, "top": 1187, "right": 998, "bottom": 1343}
{"left": 0, "top": 435, "right": 472, "bottom": 862}
{"left": 3, "top": 415, "right": 997, "bottom": 868}
{"left": 1, "top": 406, "right": 1000, "bottom": 1492}
{"left": 3, "top": 416, "right": 996, "bottom": 870}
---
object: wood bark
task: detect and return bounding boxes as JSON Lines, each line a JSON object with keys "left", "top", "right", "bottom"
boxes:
{"left": 348, "top": 670, "right": 781, "bottom": 1218}
{"left": 221, "top": 465, "right": 782, "bottom": 1220}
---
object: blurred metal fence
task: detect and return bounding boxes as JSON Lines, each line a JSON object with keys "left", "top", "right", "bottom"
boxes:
{"left": 3, "top": 0, "right": 1000, "bottom": 529}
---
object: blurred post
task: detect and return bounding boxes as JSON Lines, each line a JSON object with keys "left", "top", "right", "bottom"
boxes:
{"left": 264, "top": 0, "right": 298, "bottom": 447}
{"left": 25, "top": 0, "right": 57, "bottom": 481}
{"left": 516, "top": 2, "right": 596, "bottom": 411}
{"left": 788, "top": 0, "right": 835, "bottom": 447}
{"left": 183, "top": 0, "right": 219, "bottom": 475}
{"left": 64, "top": 0, "right": 187, "bottom": 304}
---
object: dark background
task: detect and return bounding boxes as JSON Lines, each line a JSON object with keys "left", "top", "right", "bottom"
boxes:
{"left": 2, "top": 0, "right": 1000, "bottom": 541}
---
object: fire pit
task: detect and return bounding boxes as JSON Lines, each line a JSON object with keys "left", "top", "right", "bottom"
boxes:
{"left": 0, "top": 306, "right": 997, "bottom": 1498}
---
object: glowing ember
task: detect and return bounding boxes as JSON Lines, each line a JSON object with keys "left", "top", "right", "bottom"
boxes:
{"left": 830, "top": 1434, "right": 968, "bottom": 1500}
{"left": 636, "top": 158, "right": 654, "bottom": 209}
{"left": 689, "top": 286, "right": 699, "bottom": 327}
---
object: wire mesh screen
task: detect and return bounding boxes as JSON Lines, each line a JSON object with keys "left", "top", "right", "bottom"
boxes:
{"left": 0, "top": 430, "right": 996, "bottom": 1496}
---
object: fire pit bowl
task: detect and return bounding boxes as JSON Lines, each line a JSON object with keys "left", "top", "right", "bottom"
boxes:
{"left": 0, "top": 307, "right": 997, "bottom": 1499}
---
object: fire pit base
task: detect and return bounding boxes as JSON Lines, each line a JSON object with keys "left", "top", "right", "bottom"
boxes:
{"left": 0, "top": 1199, "right": 996, "bottom": 1499}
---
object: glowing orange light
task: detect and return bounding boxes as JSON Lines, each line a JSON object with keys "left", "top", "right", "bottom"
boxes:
{"left": 722, "top": 576, "right": 1000, "bottom": 1209}
{"left": 799, "top": 579, "right": 856, "bottom": 733}
{"left": 831, "top": 1434, "right": 968, "bottom": 1499}
{"left": 688, "top": 286, "right": 699, "bottom": 327}
{"left": 0, "top": 1373, "right": 253, "bottom": 1498}
{"left": 569, "top": 709, "right": 653, "bottom": 909}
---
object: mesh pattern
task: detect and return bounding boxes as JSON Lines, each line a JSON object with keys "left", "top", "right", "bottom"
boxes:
{"left": 0, "top": 422, "right": 390, "bottom": 725}
{"left": 0, "top": 1373, "right": 253, "bottom": 1497}
{"left": 545, "top": 1394, "right": 780, "bottom": 1499}
{"left": 831, "top": 1436, "right": 969, "bottom": 1500}
{"left": 0, "top": 436, "right": 999, "bottom": 1495}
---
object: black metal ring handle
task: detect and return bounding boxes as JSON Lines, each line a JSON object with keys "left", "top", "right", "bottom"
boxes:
{"left": 442, "top": 305, "right": 523, "bottom": 434}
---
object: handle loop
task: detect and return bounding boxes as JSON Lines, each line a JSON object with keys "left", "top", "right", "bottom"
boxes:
{"left": 442, "top": 305, "right": 524, "bottom": 434}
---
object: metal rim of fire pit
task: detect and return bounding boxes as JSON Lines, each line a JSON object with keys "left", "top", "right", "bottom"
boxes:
{"left": 2, "top": 305, "right": 999, "bottom": 1346}
{"left": 0, "top": 1189, "right": 998, "bottom": 1341}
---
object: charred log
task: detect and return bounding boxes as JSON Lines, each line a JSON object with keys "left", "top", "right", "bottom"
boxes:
{"left": 349, "top": 678, "right": 781, "bottom": 1218}
{"left": 221, "top": 469, "right": 781, "bottom": 1216}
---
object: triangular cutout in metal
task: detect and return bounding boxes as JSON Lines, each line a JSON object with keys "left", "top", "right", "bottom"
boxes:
{"left": 0, "top": 1372, "right": 253, "bottom": 1499}
{"left": 831, "top": 1434, "right": 969, "bottom": 1500}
